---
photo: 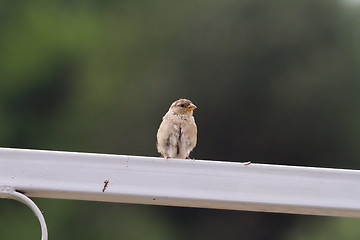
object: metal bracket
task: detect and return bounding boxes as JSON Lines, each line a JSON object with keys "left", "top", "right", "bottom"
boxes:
{"left": 0, "top": 186, "right": 48, "bottom": 240}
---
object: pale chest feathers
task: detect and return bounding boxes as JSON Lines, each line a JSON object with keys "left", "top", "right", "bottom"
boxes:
{"left": 157, "top": 114, "right": 197, "bottom": 159}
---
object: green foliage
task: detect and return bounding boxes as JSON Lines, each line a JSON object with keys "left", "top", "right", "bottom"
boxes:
{"left": 284, "top": 216, "right": 360, "bottom": 240}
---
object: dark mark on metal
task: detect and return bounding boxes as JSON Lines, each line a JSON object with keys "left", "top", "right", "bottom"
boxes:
{"left": 16, "top": 190, "right": 26, "bottom": 194}
{"left": 102, "top": 180, "right": 109, "bottom": 192}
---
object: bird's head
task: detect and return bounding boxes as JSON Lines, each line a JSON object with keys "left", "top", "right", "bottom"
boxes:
{"left": 170, "top": 99, "right": 197, "bottom": 115}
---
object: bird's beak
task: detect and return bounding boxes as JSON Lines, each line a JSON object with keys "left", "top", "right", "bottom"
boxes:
{"left": 186, "top": 103, "right": 197, "bottom": 111}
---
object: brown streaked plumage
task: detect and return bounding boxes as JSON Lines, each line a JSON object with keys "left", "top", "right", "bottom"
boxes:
{"left": 157, "top": 99, "right": 197, "bottom": 159}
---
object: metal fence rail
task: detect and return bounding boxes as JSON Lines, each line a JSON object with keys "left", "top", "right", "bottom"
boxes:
{"left": 1, "top": 147, "right": 360, "bottom": 218}
{"left": 0, "top": 186, "right": 48, "bottom": 240}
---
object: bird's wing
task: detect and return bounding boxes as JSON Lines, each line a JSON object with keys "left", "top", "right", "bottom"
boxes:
{"left": 156, "top": 114, "right": 176, "bottom": 151}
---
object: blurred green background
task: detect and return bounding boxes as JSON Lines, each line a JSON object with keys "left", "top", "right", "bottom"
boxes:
{"left": 1, "top": 0, "right": 360, "bottom": 239}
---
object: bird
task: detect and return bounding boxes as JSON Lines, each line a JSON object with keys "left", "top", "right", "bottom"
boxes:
{"left": 157, "top": 99, "right": 197, "bottom": 159}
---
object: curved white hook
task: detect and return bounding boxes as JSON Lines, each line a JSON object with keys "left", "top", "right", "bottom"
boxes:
{"left": 0, "top": 186, "right": 48, "bottom": 240}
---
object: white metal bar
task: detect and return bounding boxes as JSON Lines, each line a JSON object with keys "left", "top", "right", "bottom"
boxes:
{"left": 0, "top": 147, "right": 359, "bottom": 217}
{"left": 0, "top": 186, "right": 48, "bottom": 240}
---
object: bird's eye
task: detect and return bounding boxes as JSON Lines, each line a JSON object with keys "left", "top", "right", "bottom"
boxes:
{"left": 180, "top": 104, "right": 185, "bottom": 107}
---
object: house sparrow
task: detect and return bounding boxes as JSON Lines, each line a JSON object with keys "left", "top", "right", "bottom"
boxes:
{"left": 157, "top": 99, "right": 197, "bottom": 159}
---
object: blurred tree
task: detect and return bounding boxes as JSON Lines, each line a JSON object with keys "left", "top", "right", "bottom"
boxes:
{"left": 283, "top": 216, "right": 360, "bottom": 240}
